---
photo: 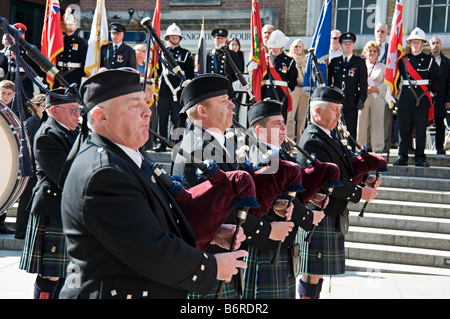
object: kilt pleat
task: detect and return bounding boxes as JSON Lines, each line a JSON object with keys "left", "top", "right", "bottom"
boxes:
{"left": 19, "top": 213, "right": 68, "bottom": 278}
{"left": 296, "top": 228, "right": 309, "bottom": 274}
{"left": 305, "top": 215, "right": 345, "bottom": 275}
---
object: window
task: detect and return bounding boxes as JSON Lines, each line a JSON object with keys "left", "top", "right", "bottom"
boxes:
{"left": 334, "top": 0, "right": 378, "bottom": 34}
{"left": 416, "top": 0, "right": 450, "bottom": 33}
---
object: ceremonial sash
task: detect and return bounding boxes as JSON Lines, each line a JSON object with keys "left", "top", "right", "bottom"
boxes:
{"left": 405, "top": 57, "right": 434, "bottom": 121}
{"left": 268, "top": 57, "right": 292, "bottom": 112}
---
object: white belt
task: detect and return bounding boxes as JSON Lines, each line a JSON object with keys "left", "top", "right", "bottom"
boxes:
{"left": 402, "top": 80, "right": 429, "bottom": 86}
{"left": 57, "top": 61, "right": 82, "bottom": 68}
{"left": 263, "top": 80, "right": 288, "bottom": 87}
{"left": 10, "top": 66, "right": 25, "bottom": 73}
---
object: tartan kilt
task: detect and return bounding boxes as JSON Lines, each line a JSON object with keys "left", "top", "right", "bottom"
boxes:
{"left": 188, "top": 279, "right": 237, "bottom": 299}
{"left": 305, "top": 215, "right": 345, "bottom": 275}
{"left": 19, "top": 213, "right": 68, "bottom": 278}
{"left": 243, "top": 246, "right": 296, "bottom": 299}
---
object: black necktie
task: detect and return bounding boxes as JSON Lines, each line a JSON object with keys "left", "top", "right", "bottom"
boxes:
{"left": 113, "top": 45, "right": 118, "bottom": 55}
{"left": 330, "top": 130, "right": 339, "bottom": 143}
{"left": 140, "top": 160, "right": 154, "bottom": 181}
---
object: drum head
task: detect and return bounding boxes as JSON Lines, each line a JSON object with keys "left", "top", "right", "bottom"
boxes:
{"left": 0, "top": 111, "right": 20, "bottom": 213}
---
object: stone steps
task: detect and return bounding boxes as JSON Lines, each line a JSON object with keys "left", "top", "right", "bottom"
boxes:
{"left": 345, "top": 242, "right": 450, "bottom": 271}
{"left": 348, "top": 199, "right": 450, "bottom": 219}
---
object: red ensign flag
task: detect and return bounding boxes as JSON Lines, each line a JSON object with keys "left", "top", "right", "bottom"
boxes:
{"left": 250, "top": 0, "right": 267, "bottom": 102}
{"left": 41, "top": 0, "right": 64, "bottom": 89}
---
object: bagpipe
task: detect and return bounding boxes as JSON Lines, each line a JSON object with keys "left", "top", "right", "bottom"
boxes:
{"left": 146, "top": 128, "right": 259, "bottom": 253}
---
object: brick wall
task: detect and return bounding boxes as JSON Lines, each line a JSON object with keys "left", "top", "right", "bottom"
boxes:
{"left": 286, "top": 0, "right": 308, "bottom": 35}
{"left": 81, "top": 0, "right": 287, "bottom": 30}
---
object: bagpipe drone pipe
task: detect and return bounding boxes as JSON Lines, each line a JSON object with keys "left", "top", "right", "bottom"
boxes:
{"left": 336, "top": 120, "right": 387, "bottom": 217}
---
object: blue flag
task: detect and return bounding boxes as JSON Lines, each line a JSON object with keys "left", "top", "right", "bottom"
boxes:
{"left": 303, "top": 0, "right": 332, "bottom": 94}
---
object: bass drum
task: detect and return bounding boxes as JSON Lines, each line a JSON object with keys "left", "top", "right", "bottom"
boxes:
{"left": 0, "top": 102, "right": 30, "bottom": 214}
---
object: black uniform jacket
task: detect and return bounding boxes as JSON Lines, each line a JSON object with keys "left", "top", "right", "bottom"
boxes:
{"left": 60, "top": 133, "right": 217, "bottom": 299}
{"left": 171, "top": 125, "right": 272, "bottom": 250}
{"left": 397, "top": 53, "right": 440, "bottom": 112}
{"left": 29, "top": 117, "right": 77, "bottom": 218}
{"left": 206, "top": 48, "right": 240, "bottom": 82}
{"left": 297, "top": 123, "right": 362, "bottom": 217}
{"left": 262, "top": 53, "right": 298, "bottom": 103}
{"left": 328, "top": 55, "right": 368, "bottom": 109}
{"left": 100, "top": 42, "right": 138, "bottom": 70}
{"left": 159, "top": 46, "right": 195, "bottom": 99}
{"left": 249, "top": 144, "right": 315, "bottom": 250}
{"left": 56, "top": 32, "right": 88, "bottom": 87}
{"left": 432, "top": 53, "right": 450, "bottom": 118}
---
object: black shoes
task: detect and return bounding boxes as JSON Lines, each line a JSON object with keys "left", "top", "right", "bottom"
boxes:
{"left": 393, "top": 159, "right": 408, "bottom": 166}
{"left": 0, "top": 224, "right": 14, "bottom": 234}
{"left": 415, "top": 161, "right": 430, "bottom": 167}
{"left": 437, "top": 149, "right": 446, "bottom": 155}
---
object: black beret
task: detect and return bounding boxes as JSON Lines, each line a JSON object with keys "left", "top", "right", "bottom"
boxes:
{"left": 180, "top": 73, "right": 230, "bottom": 113}
{"left": 247, "top": 100, "right": 282, "bottom": 126}
{"left": 211, "top": 28, "right": 228, "bottom": 38}
{"left": 109, "top": 22, "right": 126, "bottom": 33}
{"left": 311, "top": 86, "right": 345, "bottom": 104}
{"left": 80, "top": 68, "right": 142, "bottom": 112}
{"left": 339, "top": 32, "right": 356, "bottom": 44}
{"left": 45, "top": 88, "right": 80, "bottom": 108}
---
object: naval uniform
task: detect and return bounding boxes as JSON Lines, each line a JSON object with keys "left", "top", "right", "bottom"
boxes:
{"left": 55, "top": 32, "right": 88, "bottom": 88}
{"left": 100, "top": 42, "right": 138, "bottom": 70}
{"left": 328, "top": 55, "right": 368, "bottom": 149}
{"left": 157, "top": 45, "right": 195, "bottom": 140}
{"left": 397, "top": 53, "right": 440, "bottom": 163}
{"left": 261, "top": 53, "right": 298, "bottom": 121}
